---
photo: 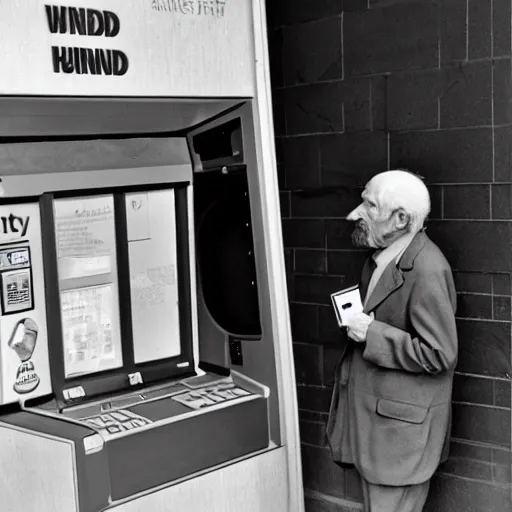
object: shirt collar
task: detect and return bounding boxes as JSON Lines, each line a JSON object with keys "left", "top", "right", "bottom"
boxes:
{"left": 372, "top": 231, "right": 417, "bottom": 268}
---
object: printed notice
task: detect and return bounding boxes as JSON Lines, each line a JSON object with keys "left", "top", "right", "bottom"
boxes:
{"left": 54, "top": 195, "right": 116, "bottom": 280}
{"left": 61, "top": 284, "right": 122, "bottom": 377}
{"left": 1, "top": 268, "right": 33, "bottom": 314}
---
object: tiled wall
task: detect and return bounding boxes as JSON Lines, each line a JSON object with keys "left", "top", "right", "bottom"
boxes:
{"left": 266, "top": 1, "right": 512, "bottom": 511}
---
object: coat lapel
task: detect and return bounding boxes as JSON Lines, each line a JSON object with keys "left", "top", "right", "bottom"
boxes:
{"left": 363, "top": 230, "right": 429, "bottom": 313}
{"left": 363, "top": 262, "right": 404, "bottom": 313}
{"left": 360, "top": 256, "right": 376, "bottom": 304}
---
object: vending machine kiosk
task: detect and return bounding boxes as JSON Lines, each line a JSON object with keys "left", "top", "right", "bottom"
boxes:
{"left": 0, "top": 2, "right": 303, "bottom": 512}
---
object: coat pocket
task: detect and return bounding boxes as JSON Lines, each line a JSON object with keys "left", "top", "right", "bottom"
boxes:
{"left": 376, "top": 398, "right": 428, "bottom": 425}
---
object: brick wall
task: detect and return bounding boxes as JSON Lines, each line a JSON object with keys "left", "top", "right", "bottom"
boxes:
{"left": 266, "top": 1, "right": 512, "bottom": 511}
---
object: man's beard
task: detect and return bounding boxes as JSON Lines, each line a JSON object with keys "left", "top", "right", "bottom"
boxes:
{"left": 351, "top": 220, "right": 372, "bottom": 247}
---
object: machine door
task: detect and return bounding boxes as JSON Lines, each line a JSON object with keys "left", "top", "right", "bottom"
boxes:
{"left": 194, "top": 169, "right": 261, "bottom": 337}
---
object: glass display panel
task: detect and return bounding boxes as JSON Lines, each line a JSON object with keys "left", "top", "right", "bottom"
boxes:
{"left": 127, "top": 189, "right": 181, "bottom": 364}
{"left": 54, "top": 195, "right": 123, "bottom": 378}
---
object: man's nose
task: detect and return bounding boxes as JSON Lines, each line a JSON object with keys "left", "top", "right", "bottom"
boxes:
{"left": 347, "top": 204, "right": 363, "bottom": 221}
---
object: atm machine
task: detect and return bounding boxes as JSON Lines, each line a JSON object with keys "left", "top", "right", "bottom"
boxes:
{"left": 0, "top": 2, "right": 303, "bottom": 512}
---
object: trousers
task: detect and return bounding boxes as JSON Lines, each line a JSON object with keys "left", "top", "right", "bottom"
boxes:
{"left": 361, "top": 478, "right": 430, "bottom": 512}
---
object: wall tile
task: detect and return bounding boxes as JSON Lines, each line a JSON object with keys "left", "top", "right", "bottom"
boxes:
{"left": 493, "top": 0, "right": 512, "bottom": 57}
{"left": 494, "top": 125, "right": 512, "bottom": 182}
{"left": 455, "top": 319, "right": 511, "bottom": 377}
{"left": 291, "top": 302, "right": 319, "bottom": 343}
{"left": 300, "top": 419, "right": 327, "bottom": 447}
{"left": 371, "top": 75, "right": 387, "bottom": 131}
{"left": 492, "top": 184, "right": 512, "bottom": 220}
{"left": 493, "top": 273, "right": 511, "bottom": 295}
{"left": 428, "top": 186, "right": 443, "bottom": 219}
{"left": 327, "top": 251, "right": 367, "bottom": 279}
{"left": 493, "top": 58, "right": 512, "bottom": 126}
{"left": 291, "top": 189, "right": 362, "bottom": 218}
{"left": 425, "top": 474, "right": 511, "bottom": 512}
{"left": 449, "top": 439, "right": 492, "bottom": 462}
{"left": 341, "top": 78, "right": 373, "bottom": 133}
{"left": 294, "top": 343, "right": 323, "bottom": 385}
{"left": 427, "top": 221, "right": 512, "bottom": 272}
{"left": 344, "top": 0, "right": 369, "bottom": 12}
{"left": 492, "top": 447, "right": 511, "bottom": 484}
{"left": 344, "top": 3, "right": 438, "bottom": 76}
{"left": 493, "top": 295, "right": 511, "bottom": 321}
{"left": 302, "top": 444, "right": 346, "bottom": 499}
{"left": 440, "top": 61, "right": 492, "bottom": 129}
{"left": 386, "top": 69, "right": 440, "bottom": 131}
{"left": 494, "top": 379, "right": 511, "bottom": 408}
{"left": 391, "top": 128, "right": 493, "bottom": 184}
{"left": 439, "top": 0, "right": 467, "bottom": 65}
{"left": 443, "top": 185, "right": 490, "bottom": 220}
{"left": 468, "top": 0, "right": 492, "bottom": 59}
{"left": 452, "top": 403, "right": 511, "bottom": 447}
{"left": 439, "top": 456, "right": 493, "bottom": 481}
{"left": 319, "top": 304, "right": 348, "bottom": 346}
{"left": 282, "top": 17, "right": 342, "bottom": 86}
{"left": 344, "top": 468, "right": 363, "bottom": 503}
{"left": 305, "top": 495, "right": 363, "bottom": 512}
{"left": 326, "top": 220, "right": 364, "bottom": 251}
{"left": 280, "top": 191, "right": 291, "bottom": 218}
{"left": 282, "top": 219, "right": 326, "bottom": 248}
{"left": 492, "top": 460, "right": 511, "bottom": 485}
{"left": 323, "top": 344, "right": 345, "bottom": 387}
{"left": 453, "top": 271, "right": 492, "bottom": 294}
{"left": 300, "top": 409, "right": 327, "bottom": 423}
{"left": 272, "top": 88, "right": 287, "bottom": 137}
{"left": 271, "top": 0, "right": 344, "bottom": 26}
{"left": 283, "top": 136, "right": 320, "bottom": 189}
{"left": 268, "top": 28, "right": 284, "bottom": 88}
{"left": 295, "top": 275, "right": 346, "bottom": 304}
{"left": 297, "top": 385, "right": 332, "bottom": 413}
{"left": 296, "top": 250, "right": 328, "bottom": 274}
{"left": 452, "top": 373, "right": 494, "bottom": 406}
{"left": 284, "top": 83, "right": 344, "bottom": 135}
{"left": 320, "top": 132, "right": 388, "bottom": 187}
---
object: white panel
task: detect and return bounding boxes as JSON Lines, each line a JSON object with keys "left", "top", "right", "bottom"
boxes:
{"left": 0, "top": 138, "right": 191, "bottom": 176}
{"left": 0, "top": 166, "right": 191, "bottom": 199}
{"left": 111, "top": 447, "right": 288, "bottom": 512}
{"left": 0, "top": 98, "right": 241, "bottom": 137}
{"left": 128, "top": 189, "right": 181, "bottom": 364}
{"left": 0, "top": 425, "right": 78, "bottom": 512}
{"left": 0, "top": 1, "right": 254, "bottom": 98}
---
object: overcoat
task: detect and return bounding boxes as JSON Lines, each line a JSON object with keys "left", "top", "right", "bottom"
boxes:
{"left": 326, "top": 231, "right": 458, "bottom": 485}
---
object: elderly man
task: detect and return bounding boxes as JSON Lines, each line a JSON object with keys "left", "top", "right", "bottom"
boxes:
{"left": 326, "top": 170, "right": 458, "bottom": 512}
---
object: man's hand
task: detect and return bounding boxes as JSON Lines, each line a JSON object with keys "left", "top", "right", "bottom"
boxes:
{"left": 345, "top": 312, "right": 375, "bottom": 342}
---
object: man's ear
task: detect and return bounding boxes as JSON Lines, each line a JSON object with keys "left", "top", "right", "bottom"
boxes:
{"left": 394, "top": 208, "right": 410, "bottom": 230}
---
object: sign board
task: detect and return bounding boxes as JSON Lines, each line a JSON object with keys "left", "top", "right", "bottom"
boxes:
{"left": 0, "top": 0, "right": 254, "bottom": 97}
{"left": 0, "top": 203, "right": 51, "bottom": 405}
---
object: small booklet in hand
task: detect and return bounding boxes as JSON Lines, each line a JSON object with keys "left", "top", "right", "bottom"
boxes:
{"left": 331, "top": 284, "right": 363, "bottom": 327}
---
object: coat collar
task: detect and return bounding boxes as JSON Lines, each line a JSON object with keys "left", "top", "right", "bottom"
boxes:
{"left": 363, "top": 230, "right": 428, "bottom": 313}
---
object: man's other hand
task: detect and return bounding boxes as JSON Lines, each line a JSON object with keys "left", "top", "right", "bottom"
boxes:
{"left": 345, "top": 312, "right": 375, "bottom": 342}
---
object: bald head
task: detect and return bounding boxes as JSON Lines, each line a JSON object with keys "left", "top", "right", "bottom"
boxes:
{"left": 367, "top": 170, "right": 431, "bottom": 231}
{"left": 347, "top": 170, "right": 431, "bottom": 248}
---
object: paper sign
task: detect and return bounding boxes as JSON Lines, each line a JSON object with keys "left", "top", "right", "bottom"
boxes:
{"left": 126, "top": 193, "right": 151, "bottom": 242}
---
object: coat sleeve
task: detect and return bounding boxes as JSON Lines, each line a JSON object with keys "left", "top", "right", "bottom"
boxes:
{"left": 363, "top": 267, "right": 458, "bottom": 374}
